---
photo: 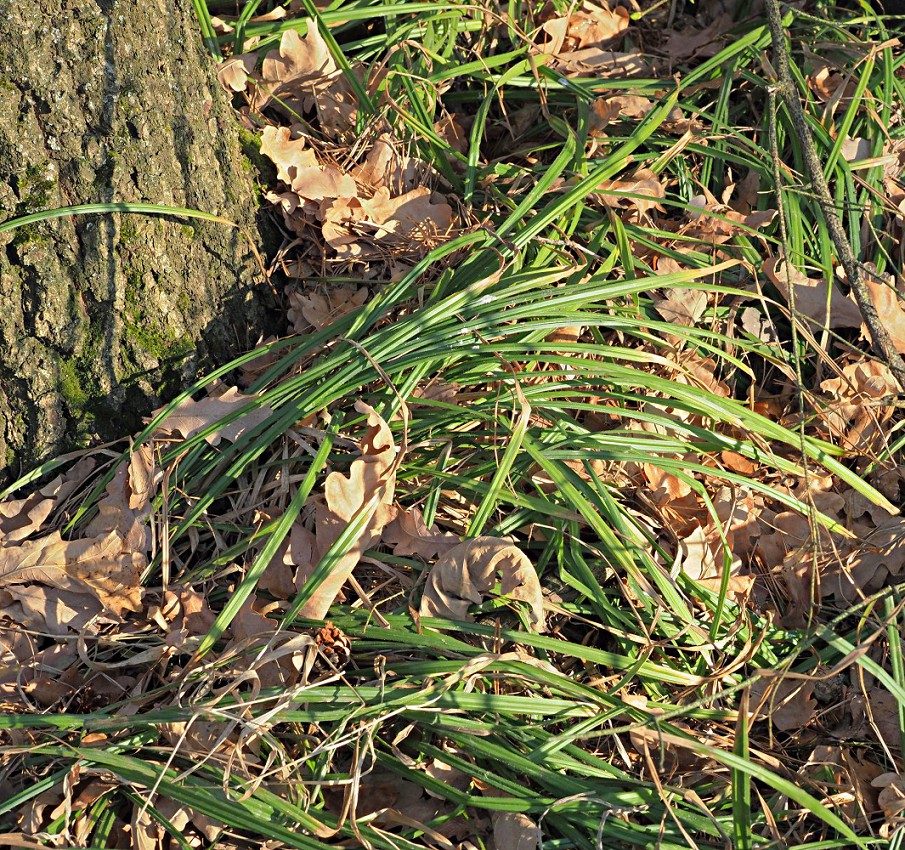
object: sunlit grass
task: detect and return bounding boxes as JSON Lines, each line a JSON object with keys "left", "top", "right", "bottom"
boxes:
{"left": 2, "top": 0, "right": 904, "bottom": 847}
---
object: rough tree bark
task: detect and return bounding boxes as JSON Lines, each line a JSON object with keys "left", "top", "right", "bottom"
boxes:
{"left": 0, "top": 0, "right": 275, "bottom": 480}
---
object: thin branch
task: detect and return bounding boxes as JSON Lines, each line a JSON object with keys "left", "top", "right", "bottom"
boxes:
{"left": 763, "top": 0, "right": 905, "bottom": 388}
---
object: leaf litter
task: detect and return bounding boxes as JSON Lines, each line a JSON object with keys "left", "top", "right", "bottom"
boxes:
{"left": 7, "top": 1, "right": 905, "bottom": 846}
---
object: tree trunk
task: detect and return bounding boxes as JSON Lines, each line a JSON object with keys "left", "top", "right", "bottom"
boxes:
{"left": 0, "top": 0, "right": 275, "bottom": 480}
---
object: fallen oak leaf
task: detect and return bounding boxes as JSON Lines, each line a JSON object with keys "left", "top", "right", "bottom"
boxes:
{"left": 818, "top": 360, "right": 897, "bottom": 451}
{"left": 594, "top": 168, "right": 665, "bottom": 217}
{"left": 765, "top": 256, "right": 862, "bottom": 329}
{"left": 255, "top": 21, "right": 337, "bottom": 117}
{"left": 0, "top": 529, "right": 143, "bottom": 618}
{"left": 653, "top": 288, "right": 707, "bottom": 326}
{"left": 382, "top": 505, "right": 459, "bottom": 561}
{"left": 254, "top": 20, "right": 358, "bottom": 136}
{"left": 419, "top": 537, "right": 545, "bottom": 632}
{"left": 352, "top": 133, "right": 434, "bottom": 195}
{"left": 217, "top": 53, "right": 256, "bottom": 93}
{"left": 296, "top": 401, "right": 398, "bottom": 619}
{"left": 149, "top": 387, "right": 273, "bottom": 446}
{"left": 0, "top": 457, "right": 94, "bottom": 544}
{"left": 359, "top": 186, "right": 453, "bottom": 242}
{"left": 287, "top": 285, "right": 369, "bottom": 332}
{"left": 259, "top": 125, "right": 319, "bottom": 185}
{"left": 751, "top": 677, "right": 817, "bottom": 732}
{"left": 259, "top": 126, "right": 357, "bottom": 204}
{"left": 865, "top": 275, "right": 905, "bottom": 354}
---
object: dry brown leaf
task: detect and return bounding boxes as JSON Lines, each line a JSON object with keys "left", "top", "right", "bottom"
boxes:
{"left": 818, "top": 360, "right": 897, "bottom": 451}
{"left": 85, "top": 444, "right": 155, "bottom": 560}
{"left": 0, "top": 530, "right": 142, "bottom": 619}
{"left": 321, "top": 186, "right": 453, "bottom": 259}
{"left": 382, "top": 506, "right": 460, "bottom": 561}
{"left": 260, "top": 125, "right": 317, "bottom": 183}
{"left": 493, "top": 812, "right": 538, "bottom": 850}
{"left": 2, "top": 585, "right": 105, "bottom": 636}
{"left": 643, "top": 464, "right": 692, "bottom": 504}
{"left": 681, "top": 191, "right": 776, "bottom": 246}
{"left": 874, "top": 773, "right": 905, "bottom": 821}
{"left": 259, "top": 125, "right": 357, "bottom": 209}
{"left": 296, "top": 402, "right": 397, "bottom": 619}
{"left": 0, "top": 457, "right": 94, "bottom": 544}
{"left": 254, "top": 20, "right": 357, "bottom": 135}
{"left": 554, "top": 48, "right": 652, "bottom": 78}
{"left": 751, "top": 678, "right": 816, "bottom": 732}
{"left": 419, "top": 537, "right": 545, "bottom": 632}
{"left": 764, "top": 256, "right": 862, "bottom": 329}
{"left": 434, "top": 113, "right": 468, "bottom": 155}
{"left": 595, "top": 168, "right": 665, "bottom": 217}
{"left": 841, "top": 136, "right": 871, "bottom": 163}
{"left": 217, "top": 53, "right": 256, "bottom": 93}
{"left": 360, "top": 186, "right": 454, "bottom": 241}
{"left": 230, "top": 594, "right": 279, "bottom": 642}
{"left": 412, "top": 380, "right": 460, "bottom": 404}
{"left": 663, "top": 14, "right": 731, "bottom": 60}
{"left": 540, "top": 3, "right": 630, "bottom": 53}
{"left": 353, "top": 134, "right": 433, "bottom": 195}
{"left": 257, "top": 25, "right": 334, "bottom": 113}
{"left": 287, "top": 285, "right": 369, "bottom": 332}
{"left": 653, "top": 288, "right": 707, "bottom": 326}
{"left": 823, "top": 516, "right": 905, "bottom": 603}
{"left": 150, "top": 387, "right": 273, "bottom": 446}
{"left": 808, "top": 63, "right": 857, "bottom": 105}
{"left": 865, "top": 275, "right": 905, "bottom": 353}
{"left": 740, "top": 305, "right": 779, "bottom": 344}
{"left": 677, "top": 524, "right": 737, "bottom": 581}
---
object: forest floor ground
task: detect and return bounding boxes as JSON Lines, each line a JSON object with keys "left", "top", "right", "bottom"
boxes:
{"left": 3, "top": 0, "right": 905, "bottom": 847}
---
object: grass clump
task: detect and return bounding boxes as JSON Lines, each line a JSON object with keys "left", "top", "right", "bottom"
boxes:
{"left": 2, "top": 1, "right": 905, "bottom": 848}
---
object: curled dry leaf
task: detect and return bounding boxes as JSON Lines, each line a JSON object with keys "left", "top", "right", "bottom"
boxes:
{"left": 353, "top": 133, "right": 434, "bottom": 195}
{"left": 256, "top": 25, "right": 333, "bottom": 114}
{"left": 0, "top": 448, "right": 153, "bottom": 634}
{"left": 808, "top": 63, "right": 857, "bottom": 105}
{"left": 296, "top": 401, "right": 398, "bottom": 619}
{"left": 419, "top": 537, "right": 545, "bottom": 632}
{"left": 740, "top": 305, "right": 779, "bottom": 344}
{"left": 254, "top": 20, "right": 357, "bottom": 136}
{"left": 253, "top": 18, "right": 357, "bottom": 134}
{"left": 149, "top": 386, "right": 273, "bottom": 446}
{"left": 217, "top": 53, "right": 256, "bottom": 93}
{"left": 260, "top": 125, "right": 357, "bottom": 207}
{"left": 764, "top": 256, "right": 862, "bottom": 329}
